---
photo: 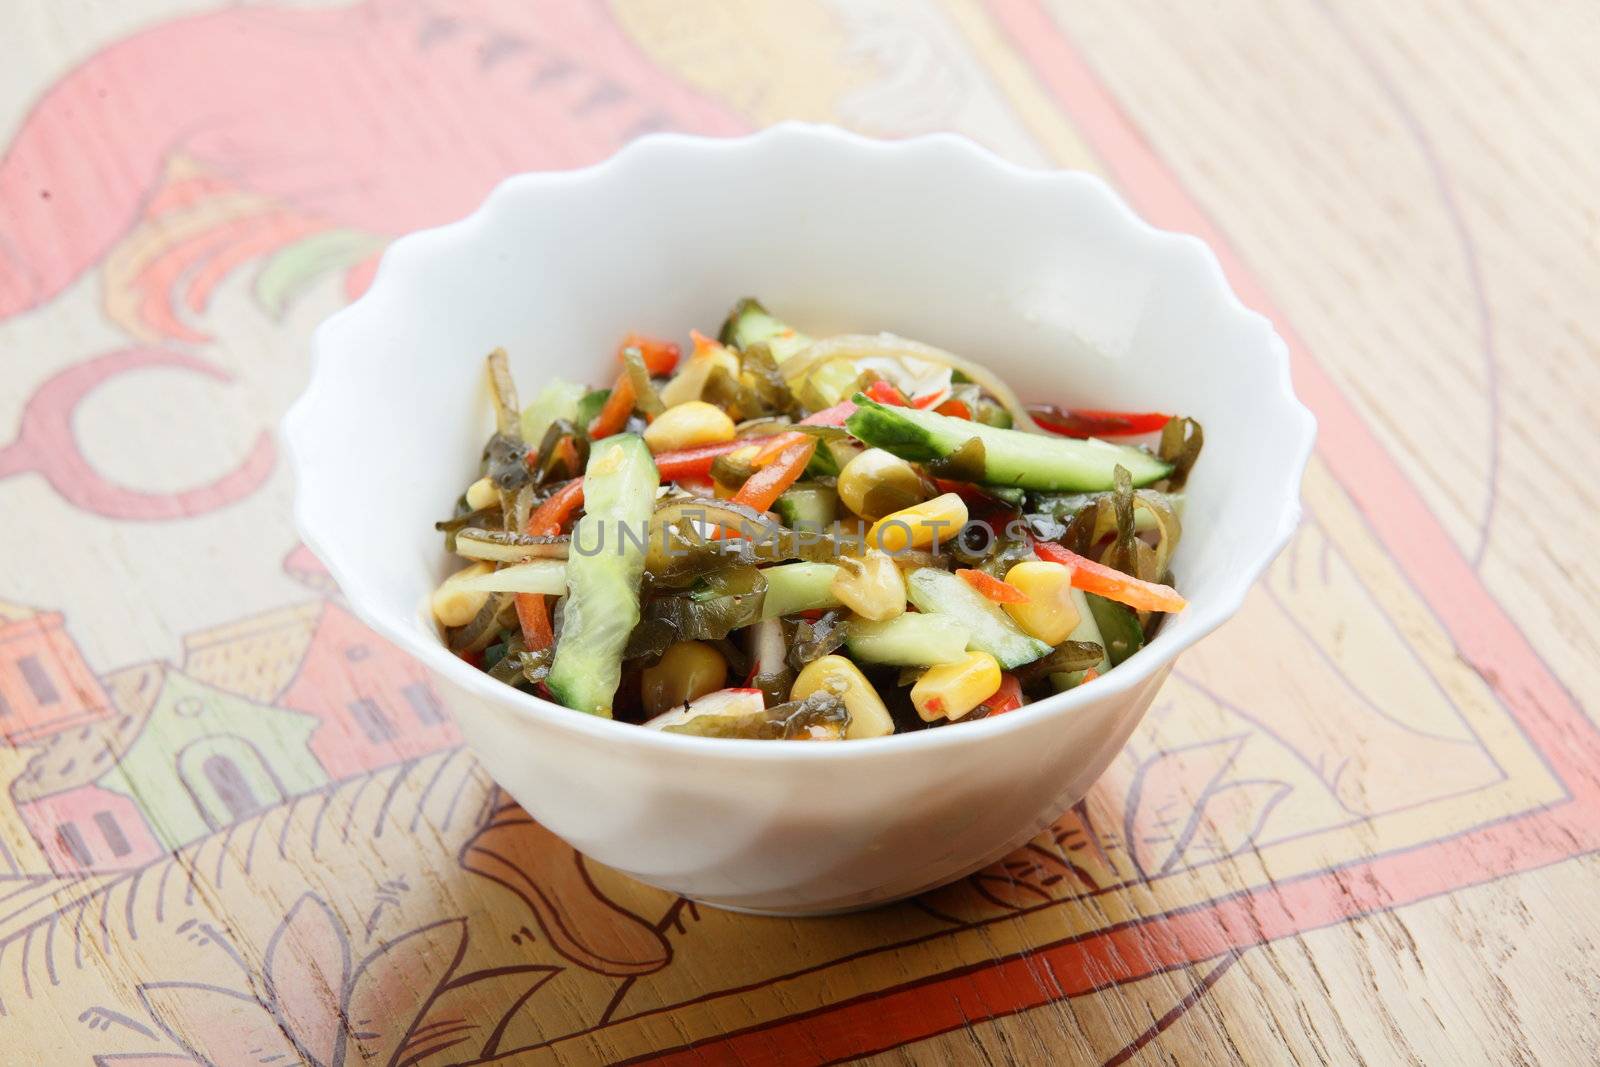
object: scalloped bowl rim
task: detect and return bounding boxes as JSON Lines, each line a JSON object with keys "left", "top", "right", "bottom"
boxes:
{"left": 283, "top": 122, "right": 1315, "bottom": 762}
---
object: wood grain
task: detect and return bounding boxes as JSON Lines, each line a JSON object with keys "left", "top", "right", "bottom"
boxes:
{"left": 0, "top": 1, "right": 1596, "bottom": 1064}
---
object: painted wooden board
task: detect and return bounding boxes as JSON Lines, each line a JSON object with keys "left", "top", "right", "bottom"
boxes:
{"left": 1, "top": 2, "right": 1596, "bottom": 1063}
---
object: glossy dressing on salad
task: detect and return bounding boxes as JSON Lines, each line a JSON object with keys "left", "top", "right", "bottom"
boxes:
{"left": 433, "top": 299, "right": 1203, "bottom": 740}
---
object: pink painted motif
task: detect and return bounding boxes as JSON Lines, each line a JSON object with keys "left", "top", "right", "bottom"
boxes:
{"left": 0, "top": 349, "right": 275, "bottom": 520}
{"left": 0, "top": 0, "right": 745, "bottom": 320}
{"left": 19, "top": 786, "right": 161, "bottom": 874}
{"left": 278, "top": 603, "right": 460, "bottom": 779}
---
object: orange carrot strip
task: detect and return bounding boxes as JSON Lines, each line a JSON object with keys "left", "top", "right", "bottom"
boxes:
{"left": 514, "top": 477, "right": 587, "bottom": 651}
{"left": 956, "top": 568, "right": 1029, "bottom": 604}
{"left": 587, "top": 373, "right": 636, "bottom": 439}
{"left": 514, "top": 594, "right": 554, "bottom": 650}
{"left": 731, "top": 437, "right": 816, "bottom": 513}
{"left": 527, "top": 478, "right": 585, "bottom": 536}
{"left": 1031, "top": 541, "right": 1186, "bottom": 613}
{"left": 748, "top": 430, "right": 810, "bottom": 467}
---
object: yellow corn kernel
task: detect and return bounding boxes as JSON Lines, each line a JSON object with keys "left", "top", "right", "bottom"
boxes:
{"left": 868, "top": 492, "right": 969, "bottom": 554}
{"left": 430, "top": 561, "right": 495, "bottom": 628}
{"left": 911, "top": 651, "right": 1002, "bottom": 722}
{"left": 465, "top": 476, "right": 500, "bottom": 511}
{"left": 643, "top": 400, "right": 736, "bottom": 453}
{"left": 829, "top": 550, "right": 906, "bottom": 621}
{"left": 836, "top": 448, "right": 928, "bottom": 520}
{"left": 640, "top": 641, "right": 728, "bottom": 716}
{"left": 1001, "top": 561, "right": 1081, "bottom": 645}
{"left": 660, "top": 345, "right": 740, "bottom": 408}
{"left": 791, "top": 655, "right": 894, "bottom": 739}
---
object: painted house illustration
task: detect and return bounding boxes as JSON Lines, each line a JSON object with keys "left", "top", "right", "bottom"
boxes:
{"left": 96, "top": 664, "right": 328, "bottom": 848}
{"left": 185, "top": 601, "right": 458, "bottom": 780}
{"left": 0, "top": 600, "right": 114, "bottom": 744}
{"left": 13, "top": 662, "right": 329, "bottom": 870}
{"left": 0, "top": 597, "right": 456, "bottom": 873}
{"left": 12, "top": 704, "right": 162, "bottom": 873}
{"left": 0, "top": 742, "right": 50, "bottom": 874}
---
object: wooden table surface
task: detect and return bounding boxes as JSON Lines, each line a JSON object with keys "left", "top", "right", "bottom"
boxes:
{"left": 3, "top": 2, "right": 1597, "bottom": 1063}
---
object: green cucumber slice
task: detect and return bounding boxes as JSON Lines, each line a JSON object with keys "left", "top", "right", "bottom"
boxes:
{"left": 1087, "top": 593, "right": 1144, "bottom": 666}
{"left": 718, "top": 298, "right": 812, "bottom": 362}
{"left": 759, "top": 562, "right": 843, "bottom": 619}
{"left": 846, "top": 395, "right": 1171, "bottom": 491}
{"left": 845, "top": 613, "right": 971, "bottom": 667}
{"left": 520, "top": 378, "right": 585, "bottom": 444}
{"left": 905, "top": 568, "right": 1051, "bottom": 669}
{"left": 546, "top": 434, "right": 658, "bottom": 716}
{"left": 773, "top": 483, "right": 839, "bottom": 530}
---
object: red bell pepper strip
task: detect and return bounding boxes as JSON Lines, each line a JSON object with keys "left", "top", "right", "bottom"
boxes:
{"left": 978, "top": 673, "right": 1024, "bottom": 716}
{"left": 956, "top": 568, "right": 1029, "bottom": 604}
{"left": 800, "top": 399, "right": 857, "bottom": 427}
{"left": 911, "top": 391, "right": 946, "bottom": 410}
{"left": 587, "top": 373, "right": 637, "bottom": 439}
{"left": 1028, "top": 405, "right": 1172, "bottom": 438}
{"left": 864, "top": 380, "right": 911, "bottom": 406}
{"left": 1031, "top": 540, "right": 1187, "bottom": 613}
{"left": 652, "top": 438, "right": 747, "bottom": 480}
{"left": 933, "top": 398, "right": 972, "bottom": 419}
{"left": 730, "top": 436, "right": 816, "bottom": 513}
{"left": 619, "top": 332, "right": 680, "bottom": 375}
{"left": 1080, "top": 668, "right": 1100, "bottom": 684}
{"left": 514, "top": 478, "right": 587, "bottom": 650}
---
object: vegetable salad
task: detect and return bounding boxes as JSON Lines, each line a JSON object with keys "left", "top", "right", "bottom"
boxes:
{"left": 434, "top": 299, "right": 1203, "bottom": 740}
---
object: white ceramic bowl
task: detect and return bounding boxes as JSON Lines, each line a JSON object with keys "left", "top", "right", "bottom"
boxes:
{"left": 284, "top": 124, "right": 1314, "bottom": 915}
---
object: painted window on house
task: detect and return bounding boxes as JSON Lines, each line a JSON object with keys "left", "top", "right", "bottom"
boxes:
{"left": 203, "top": 755, "right": 265, "bottom": 823}
{"left": 401, "top": 682, "right": 445, "bottom": 726}
{"left": 56, "top": 821, "right": 93, "bottom": 866}
{"left": 17, "top": 654, "right": 59, "bottom": 705}
{"left": 178, "top": 737, "right": 288, "bottom": 831}
{"left": 94, "top": 810, "right": 132, "bottom": 858}
{"left": 347, "top": 698, "right": 395, "bottom": 743}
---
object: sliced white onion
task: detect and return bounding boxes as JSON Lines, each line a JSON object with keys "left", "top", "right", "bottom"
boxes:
{"left": 643, "top": 687, "right": 766, "bottom": 730}
{"left": 452, "top": 558, "right": 568, "bottom": 595}
{"left": 780, "top": 333, "right": 1045, "bottom": 433}
{"left": 455, "top": 528, "right": 571, "bottom": 562}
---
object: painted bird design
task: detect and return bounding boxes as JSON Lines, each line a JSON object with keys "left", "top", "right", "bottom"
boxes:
{"left": 0, "top": 0, "right": 745, "bottom": 324}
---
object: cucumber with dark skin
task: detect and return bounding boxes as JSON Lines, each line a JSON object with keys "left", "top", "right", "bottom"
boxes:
{"left": 905, "top": 567, "right": 1051, "bottom": 669}
{"left": 718, "top": 298, "right": 812, "bottom": 362}
{"left": 1087, "top": 592, "right": 1144, "bottom": 666}
{"left": 546, "top": 434, "right": 659, "bottom": 716}
{"left": 773, "top": 482, "right": 838, "bottom": 529}
{"left": 845, "top": 394, "right": 1171, "bottom": 492}
{"left": 574, "top": 388, "right": 611, "bottom": 433}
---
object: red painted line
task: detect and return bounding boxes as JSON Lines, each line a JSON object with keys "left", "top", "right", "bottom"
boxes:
{"left": 550, "top": 8, "right": 1600, "bottom": 1066}
{"left": 627, "top": 782, "right": 1600, "bottom": 1067}
{"left": 983, "top": 0, "right": 1596, "bottom": 788}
